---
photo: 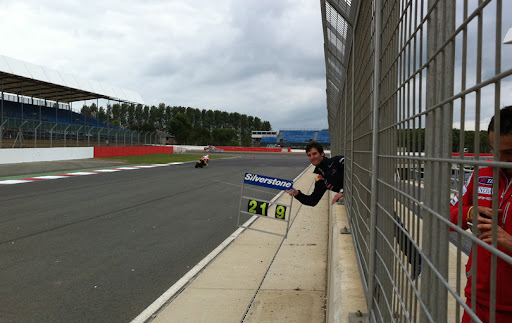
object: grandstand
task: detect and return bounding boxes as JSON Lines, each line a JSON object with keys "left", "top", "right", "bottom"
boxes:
{"left": 0, "top": 54, "right": 145, "bottom": 148}
{"left": 261, "top": 137, "right": 277, "bottom": 143}
{"left": 279, "top": 130, "right": 316, "bottom": 144}
{"left": 1, "top": 98, "right": 111, "bottom": 128}
{"left": 316, "top": 130, "right": 330, "bottom": 143}
{"left": 0, "top": 95, "right": 142, "bottom": 148}
{"left": 252, "top": 129, "right": 331, "bottom": 149}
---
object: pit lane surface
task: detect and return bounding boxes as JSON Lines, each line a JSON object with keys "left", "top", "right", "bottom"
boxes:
{"left": 0, "top": 153, "right": 309, "bottom": 322}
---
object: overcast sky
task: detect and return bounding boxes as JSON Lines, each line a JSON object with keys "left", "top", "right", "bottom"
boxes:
{"left": 0, "top": 0, "right": 328, "bottom": 130}
{"left": 2, "top": 1, "right": 512, "bottom": 133}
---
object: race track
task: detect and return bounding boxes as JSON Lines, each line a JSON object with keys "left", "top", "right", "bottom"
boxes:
{"left": 0, "top": 153, "right": 310, "bottom": 322}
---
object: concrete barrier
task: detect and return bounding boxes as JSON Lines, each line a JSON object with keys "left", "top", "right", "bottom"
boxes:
{"left": 0, "top": 145, "right": 299, "bottom": 165}
{"left": 327, "top": 192, "right": 342, "bottom": 323}
{"left": 172, "top": 145, "right": 205, "bottom": 151}
{"left": 0, "top": 146, "right": 175, "bottom": 164}
{"left": 0, "top": 147, "right": 94, "bottom": 164}
{"left": 217, "top": 146, "right": 291, "bottom": 152}
{"left": 172, "top": 146, "right": 187, "bottom": 153}
{"left": 169, "top": 145, "right": 293, "bottom": 153}
{"left": 327, "top": 192, "right": 368, "bottom": 323}
{"left": 93, "top": 146, "right": 173, "bottom": 158}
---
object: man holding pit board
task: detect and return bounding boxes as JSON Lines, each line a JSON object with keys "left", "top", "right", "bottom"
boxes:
{"left": 286, "top": 141, "right": 345, "bottom": 206}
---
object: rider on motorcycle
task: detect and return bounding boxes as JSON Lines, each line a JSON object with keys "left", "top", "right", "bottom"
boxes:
{"left": 195, "top": 155, "right": 210, "bottom": 168}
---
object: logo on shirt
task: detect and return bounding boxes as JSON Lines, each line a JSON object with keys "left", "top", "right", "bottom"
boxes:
{"left": 478, "top": 177, "right": 493, "bottom": 186}
{"left": 478, "top": 186, "right": 493, "bottom": 195}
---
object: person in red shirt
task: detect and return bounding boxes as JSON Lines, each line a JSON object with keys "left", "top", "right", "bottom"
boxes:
{"left": 450, "top": 106, "right": 512, "bottom": 322}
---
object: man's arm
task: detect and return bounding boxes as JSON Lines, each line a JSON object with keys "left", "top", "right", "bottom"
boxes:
{"left": 477, "top": 218, "right": 512, "bottom": 253}
{"left": 331, "top": 156, "right": 345, "bottom": 204}
{"left": 287, "top": 181, "right": 327, "bottom": 206}
{"left": 333, "top": 155, "right": 345, "bottom": 191}
{"left": 449, "top": 172, "right": 474, "bottom": 230}
{"left": 331, "top": 192, "right": 344, "bottom": 205}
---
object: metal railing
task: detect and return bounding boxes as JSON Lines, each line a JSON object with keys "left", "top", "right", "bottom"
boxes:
{"left": 321, "top": 0, "right": 512, "bottom": 322}
{"left": 0, "top": 117, "right": 164, "bottom": 148}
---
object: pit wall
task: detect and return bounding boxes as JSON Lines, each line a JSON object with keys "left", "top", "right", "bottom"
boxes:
{"left": 217, "top": 146, "right": 290, "bottom": 152}
{"left": 169, "top": 145, "right": 292, "bottom": 153}
{"left": 0, "top": 147, "right": 94, "bottom": 164}
{"left": 0, "top": 145, "right": 297, "bottom": 165}
{"left": 93, "top": 146, "right": 173, "bottom": 158}
{"left": 0, "top": 146, "right": 174, "bottom": 165}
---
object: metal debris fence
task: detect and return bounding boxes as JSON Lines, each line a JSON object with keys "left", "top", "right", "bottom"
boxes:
{"left": 321, "top": 0, "right": 512, "bottom": 322}
{"left": 0, "top": 117, "right": 164, "bottom": 148}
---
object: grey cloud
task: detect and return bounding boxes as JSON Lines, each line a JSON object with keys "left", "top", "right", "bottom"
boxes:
{"left": 0, "top": 0, "right": 328, "bottom": 129}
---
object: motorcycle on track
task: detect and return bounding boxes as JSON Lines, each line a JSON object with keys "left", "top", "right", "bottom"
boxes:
{"left": 195, "top": 155, "right": 210, "bottom": 168}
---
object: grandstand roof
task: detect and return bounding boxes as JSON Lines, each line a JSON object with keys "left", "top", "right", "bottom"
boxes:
{"left": 0, "top": 55, "right": 144, "bottom": 105}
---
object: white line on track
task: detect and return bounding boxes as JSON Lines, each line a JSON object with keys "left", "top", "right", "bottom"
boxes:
{"left": 0, "top": 161, "right": 196, "bottom": 186}
{"left": 0, "top": 179, "right": 34, "bottom": 185}
{"left": 0, "top": 158, "right": 240, "bottom": 186}
{"left": 130, "top": 164, "right": 312, "bottom": 323}
{"left": 31, "top": 175, "right": 70, "bottom": 179}
{"left": 64, "top": 172, "right": 96, "bottom": 175}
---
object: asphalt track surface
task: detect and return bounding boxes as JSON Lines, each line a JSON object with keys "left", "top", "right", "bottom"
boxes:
{"left": 0, "top": 153, "right": 310, "bottom": 323}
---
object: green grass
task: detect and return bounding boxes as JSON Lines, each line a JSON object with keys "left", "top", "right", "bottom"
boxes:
{"left": 100, "top": 153, "right": 231, "bottom": 164}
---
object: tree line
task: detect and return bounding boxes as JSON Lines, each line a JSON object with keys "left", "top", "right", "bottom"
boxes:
{"left": 80, "top": 103, "right": 272, "bottom": 145}
{"left": 397, "top": 129, "right": 492, "bottom": 153}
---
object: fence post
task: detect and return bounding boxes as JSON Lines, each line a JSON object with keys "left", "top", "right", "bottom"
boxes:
{"left": 0, "top": 119, "right": 7, "bottom": 149}
{"left": 34, "top": 122, "right": 42, "bottom": 148}
{"left": 367, "top": 0, "right": 382, "bottom": 316}
{"left": 76, "top": 126, "right": 83, "bottom": 147}
{"left": 98, "top": 128, "right": 103, "bottom": 147}
{"left": 64, "top": 125, "right": 71, "bottom": 147}
{"left": 419, "top": 1, "right": 455, "bottom": 321}
{"left": 50, "top": 123, "right": 57, "bottom": 148}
